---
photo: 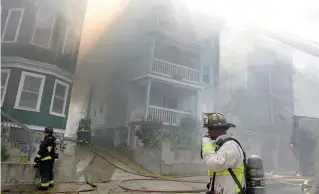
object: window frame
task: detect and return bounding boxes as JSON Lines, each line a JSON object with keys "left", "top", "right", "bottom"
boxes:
{"left": 62, "top": 27, "right": 77, "bottom": 57}
{"left": 1, "top": 8, "right": 25, "bottom": 43}
{"left": 31, "top": 9, "right": 55, "bottom": 49}
{"left": 14, "top": 71, "right": 46, "bottom": 112}
{"left": 1, "top": 69, "right": 11, "bottom": 107}
{"left": 246, "top": 65, "right": 271, "bottom": 95}
{"left": 269, "top": 65, "right": 292, "bottom": 97}
{"left": 49, "top": 79, "right": 69, "bottom": 117}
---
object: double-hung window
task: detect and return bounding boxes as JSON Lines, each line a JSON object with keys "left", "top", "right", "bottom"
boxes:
{"left": 15, "top": 71, "right": 46, "bottom": 111}
{"left": 62, "top": 28, "right": 76, "bottom": 56}
{"left": 1, "top": 69, "right": 11, "bottom": 106}
{"left": 31, "top": 8, "right": 55, "bottom": 48}
{"left": 2, "top": 8, "right": 24, "bottom": 42}
{"left": 246, "top": 65, "right": 270, "bottom": 95}
{"left": 50, "top": 80, "right": 69, "bottom": 117}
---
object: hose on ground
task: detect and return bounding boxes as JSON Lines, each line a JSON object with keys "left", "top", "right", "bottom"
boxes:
{"left": 88, "top": 144, "right": 205, "bottom": 183}
{"left": 88, "top": 143, "right": 310, "bottom": 192}
{"left": 88, "top": 144, "right": 308, "bottom": 192}
{"left": 9, "top": 139, "right": 303, "bottom": 193}
{"left": 87, "top": 144, "right": 208, "bottom": 193}
{"left": 2, "top": 146, "right": 98, "bottom": 193}
{"left": 118, "top": 179, "right": 206, "bottom": 193}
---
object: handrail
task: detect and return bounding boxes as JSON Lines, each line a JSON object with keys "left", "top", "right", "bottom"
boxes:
{"left": 1, "top": 110, "right": 34, "bottom": 161}
{"left": 148, "top": 105, "right": 194, "bottom": 115}
{"left": 153, "top": 58, "right": 200, "bottom": 72}
{"left": 1, "top": 110, "right": 32, "bottom": 132}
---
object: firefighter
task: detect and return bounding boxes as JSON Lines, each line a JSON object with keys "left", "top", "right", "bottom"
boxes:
{"left": 34, "top": 127, "right": 57, "bottom": 190}
{"left": 301, "top": 178, "right": 319, "bottom": 194}
{"left": 201, "top": 113, "right": 245, "bottom": 194}
{"left": 77, "top": 118, "right": 91, "bottom": 143}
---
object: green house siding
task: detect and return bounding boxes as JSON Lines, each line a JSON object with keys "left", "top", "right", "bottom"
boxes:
{"left": 1, "top": 67, "right": 72, "bottom": 130}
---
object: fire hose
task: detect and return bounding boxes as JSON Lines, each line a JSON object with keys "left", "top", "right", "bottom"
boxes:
{"left": 87, "top": 144, "right": 310, "bottom": 193}
{"left": 5, "top": 140, "right": 309, "bottom": 193}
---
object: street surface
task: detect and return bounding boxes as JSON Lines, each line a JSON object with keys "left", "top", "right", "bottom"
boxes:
{"left": 4, "top": 144, "right": 303, "bottom": 194}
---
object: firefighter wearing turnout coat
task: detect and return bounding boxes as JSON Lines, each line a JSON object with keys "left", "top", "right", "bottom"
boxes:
{"left": 201, "top": 113, "right": 245, "bottom": 194}
{"left": 34, "top": 127, "right": 58, "bottom": 190}
{"left": 77, "top": 118, "right": 91, "bottom": 143}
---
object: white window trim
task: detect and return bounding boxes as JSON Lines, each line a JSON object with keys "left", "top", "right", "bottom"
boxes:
{"left": 2, "top": 8, "right": 25, "bottom": 43}
{"left": 62, "top": 27, "right": 76, "bottom": 57}
{"left": 1, "top": 69, "right": 11, "bottom": 107}
{"left": 14, "top": 71, "right": 46, "bottom": 112}
{"left": 49, "top": 79, "right": 69, "bottom": 117}
{"left": 31, "top": 11, "right": 55, "bottom": 49}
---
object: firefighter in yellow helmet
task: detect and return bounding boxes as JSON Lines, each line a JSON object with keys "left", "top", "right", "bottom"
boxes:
{"left": 201, "top": 113, "right": 245, "bottom": 194}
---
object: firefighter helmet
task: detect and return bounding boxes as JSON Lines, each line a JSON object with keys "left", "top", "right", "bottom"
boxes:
{"left": 203, "top": 113, "right": 236, "bottom": 129}
{"left": 44, "top": 127, "right": 54, "bottom": 134}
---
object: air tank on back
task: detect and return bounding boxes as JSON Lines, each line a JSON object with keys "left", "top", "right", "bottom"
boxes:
{"left": 246, "top": 155, "right": 266, "bottom": 194}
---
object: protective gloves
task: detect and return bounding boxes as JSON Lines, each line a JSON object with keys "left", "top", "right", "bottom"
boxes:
{"left": 202, "top": 136, "right": 213, "bottom": 146}
{"left": 34, "top": 157, "right": 41, "bottom": 164}
{"left": 201, "top": 136, "right": 215, "bottom": 159}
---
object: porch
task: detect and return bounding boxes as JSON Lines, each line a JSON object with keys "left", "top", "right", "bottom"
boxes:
{"left": 130, "top": 80, "right": 198, "bottom": 126}
{"left": 152, "top": 58, "right": 200, "bottom": 84}
{"left": 132, "top": 105, "right": 195, "bottom": 126}
{"left": 151, "top": 41, "right": 202, "bottom": 84}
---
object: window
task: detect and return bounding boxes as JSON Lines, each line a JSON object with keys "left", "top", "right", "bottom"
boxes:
{"left": 31, "top": 8, "right": 55, "bottom": 48}
{"left": 271, "top": 99, "right": 293, "bottom": 125}
{"left": 246, "top": 65, "right": 270, "bottom": 94}
{"left": 62, "top": 28, "right": 76, "bottom": 56}
{"left": 203, "top": 65, "right": 210, "bottom": 84}
{"left": 163, "top": 97, "right": 177, "bottom": 109}
{"left": 271, "top": 66, "right": 292, "bottom": 97}
{"left": 50, "top": 80, "right": 69, "bottom": 117}
{"left": 156, "top": 7, "right": 178, "bottom": 32}
{"left": 2, "top": 9, "right": 24, "bottom": 42}
{"left": 248, "top": 96, "right": 271, "bottom": 127}
{"left": 1, "top": 69, "right": 11, "bottom": 106}
{"left": 15, "top": 72, "right": 46, "bottom": 111}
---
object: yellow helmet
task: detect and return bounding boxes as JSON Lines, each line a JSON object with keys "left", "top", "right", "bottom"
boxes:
{"left": 203, "top": 113, "right": 236, "bottom": 129}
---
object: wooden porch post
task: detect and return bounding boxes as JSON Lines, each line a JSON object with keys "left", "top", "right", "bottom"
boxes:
{"left": 144, "top": 79, "right": 151, "bottom": 120}
{"left": 196, "top": 91, "right": 201, "bottom": 121}
{"left": 127, "top": 125, "right": 131, "bottom": 147}
{"left": 149, "top": 39, "right": 156, "bottom": 72}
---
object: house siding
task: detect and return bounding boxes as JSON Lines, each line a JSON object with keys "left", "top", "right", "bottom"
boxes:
{"left": 1, "top": 67, "right": 72, "bottom": 129}
{"left": 1, "top": 0, "right": 86, "bottom": 133}
{"left": 1, "top": 0, "right": 85, "bottom": 74}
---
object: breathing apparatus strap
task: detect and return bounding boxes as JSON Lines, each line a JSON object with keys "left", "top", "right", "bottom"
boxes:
{"left": 228, "top": 168, "right": 245, "bottom": 194}
{"left": 212, "top": 137, "right": 247, "bottom": 194}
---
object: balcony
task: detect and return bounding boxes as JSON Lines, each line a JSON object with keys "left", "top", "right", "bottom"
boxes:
{"left": 152, "top": 58, "right": 200, "bottom": 84}
{"left": 131, "top": 105, "right": 195, "bottom": 126}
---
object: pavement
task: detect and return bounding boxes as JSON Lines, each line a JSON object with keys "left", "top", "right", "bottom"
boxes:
{"left": 3, "top": 144, "right": 303, "bottom": 194}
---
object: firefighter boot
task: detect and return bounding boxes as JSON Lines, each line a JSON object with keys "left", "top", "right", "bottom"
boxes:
{"left": 37, "top": 184, "right": 49, "bottom": 191}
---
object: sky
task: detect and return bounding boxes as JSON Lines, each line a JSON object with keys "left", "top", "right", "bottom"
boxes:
{"left": 182, "top": 0, "right": 319, "bottom": 43}
{"left": 80, "top": 0, "right": 319, "bottom": 59}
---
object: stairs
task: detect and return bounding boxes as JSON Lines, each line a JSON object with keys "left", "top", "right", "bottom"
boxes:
{"left": 1, "top": 110, "right": 34, "bottom": 161}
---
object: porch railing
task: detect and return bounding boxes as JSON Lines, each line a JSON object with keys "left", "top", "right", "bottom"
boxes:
{"left": 152, "top": 58, "right": 200, "bottom": 83}
{"left": 1, "top": 110, "right": 34, "bottom": 161}
{"left": 148, "top": 105, "right": 194, "bottom": 126}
